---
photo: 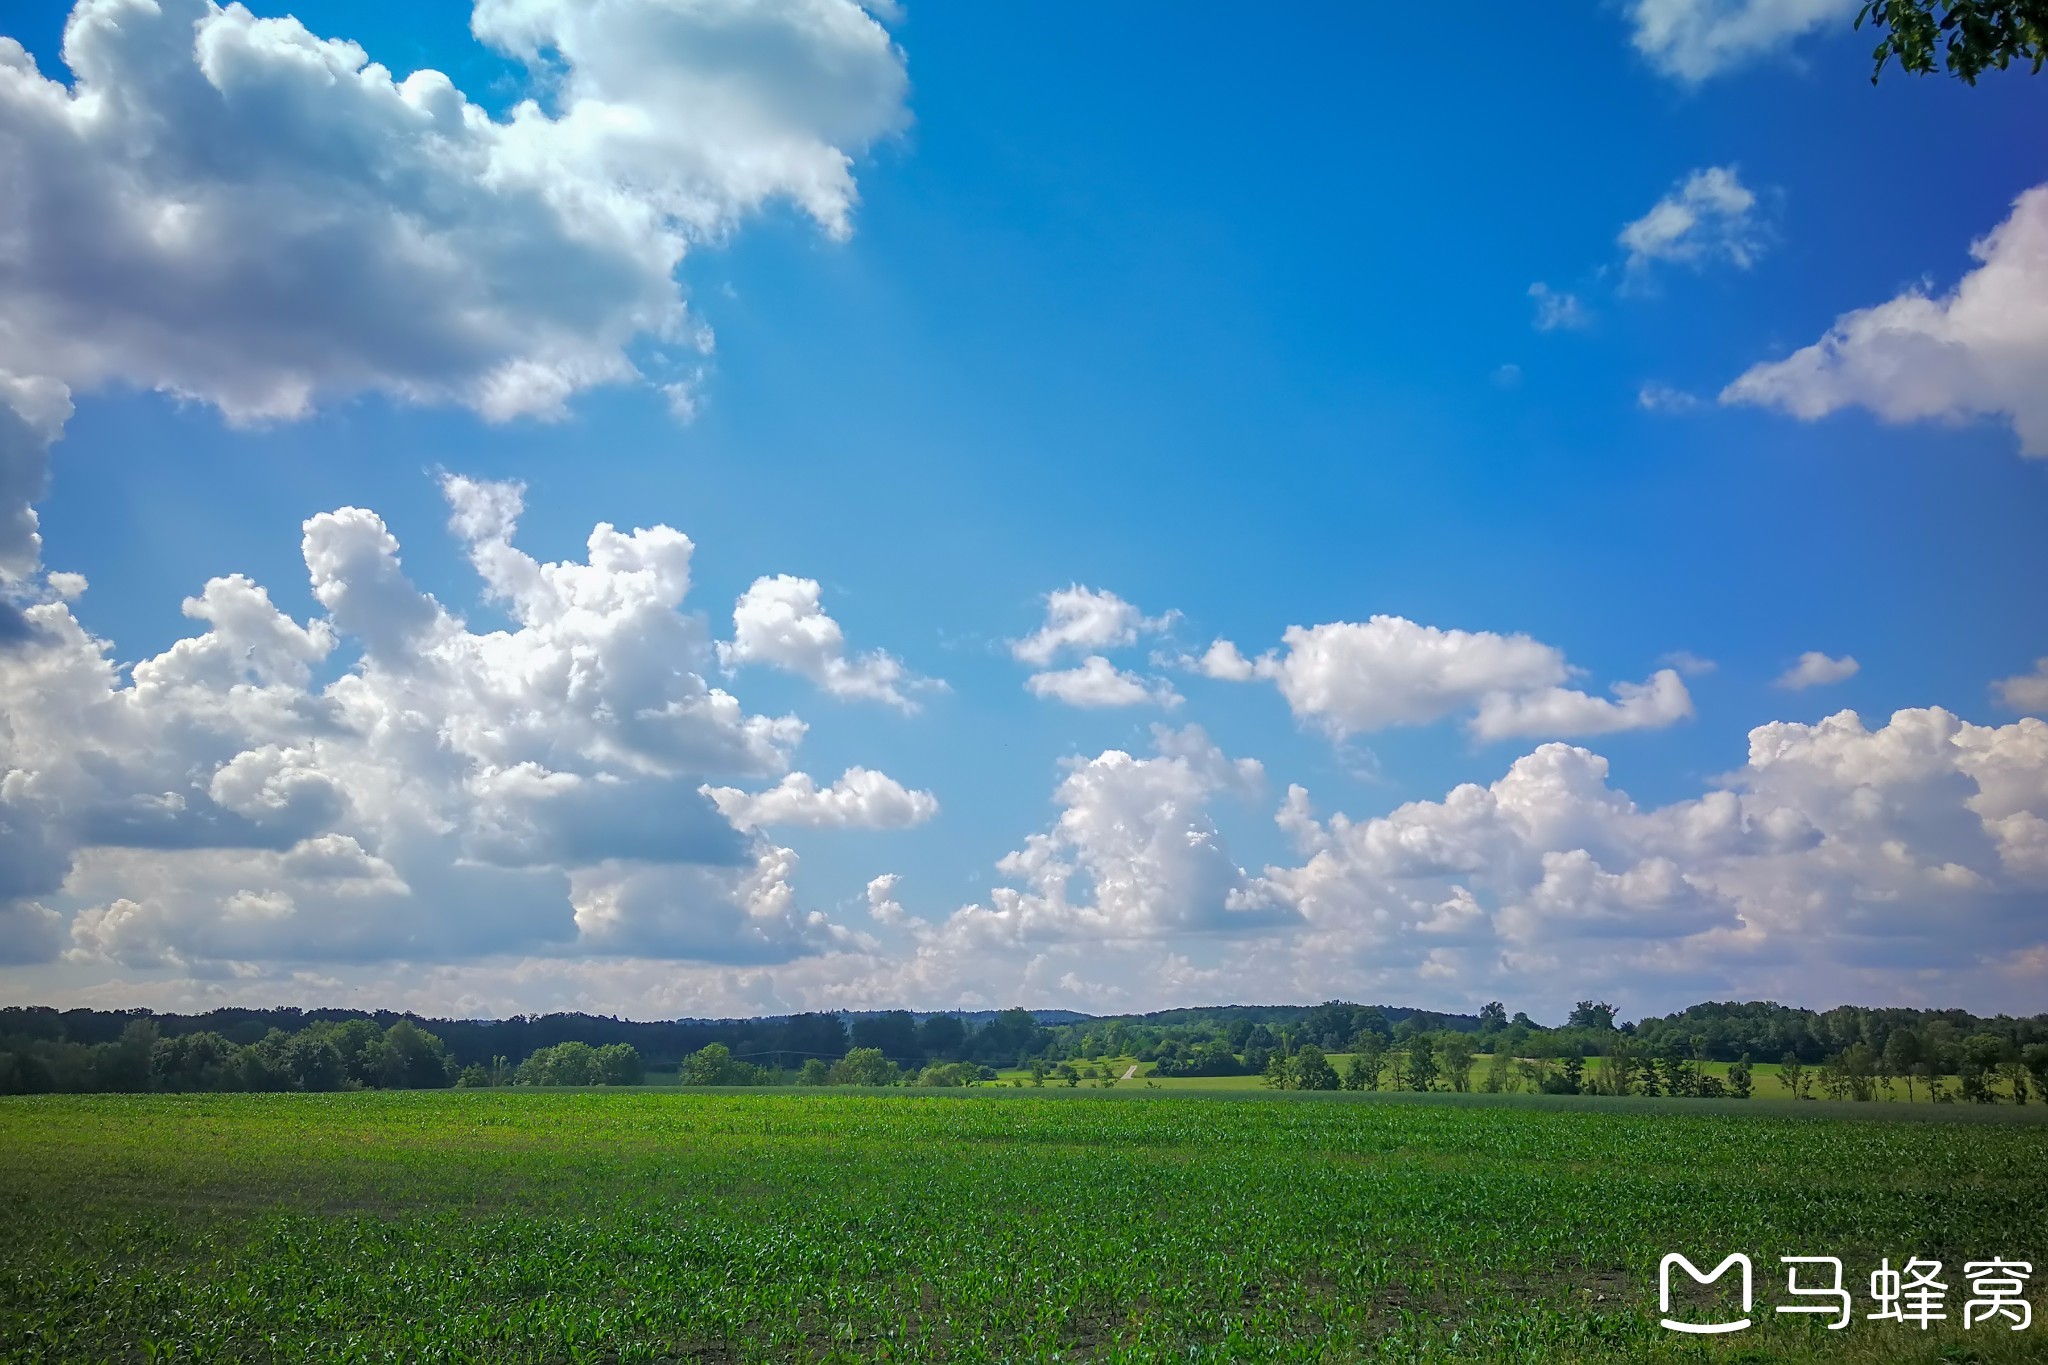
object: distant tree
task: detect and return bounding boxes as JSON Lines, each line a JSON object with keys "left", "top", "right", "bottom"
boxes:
{"left": 1404, "top": 1036, "right": 1438, "bottom": 1092}
{"left": 829, "top": 1047, "right": 900, "bottom": 1087}
{"left": 769, "top": 1012, "right": 849, "bottom": 1070}
{"left": 799, "top": 1058, "right": 830, "bottom": 1086}
{"left": 151, "top": 1031, "right": 235, "bottom": 1092}
{"left": 1292, "top": 1045, "right": 1340, "bottom": 1091}
{"left": 1560, "top": 1056, "right": 1585, "bottom": 1096}
{"left": 1478, "top": 1001, "right": 1508, "bottom": 1030}
{"left": 1567, "top": 1002, "right": 1618, "bottom": 1032}
{"left": 2024, "top": 1044, "right": 2048, "bottom": 1104}
{"left": 283, "top": 1032, "right": 346, "bottom": 1092}
{"left": 914, "top": 1061, "right": 980, "bottom": 1087}
{"left": 1781, "top": 1052, "right": 1812, "bottom": 1100}
{"left": 682, "top": 1043, "right": 756, "bottom": 1087}
{"left": 917, "top": 1014, "right": 968, "bottom": 1062}
{"left": 1887, "top": 1030, "right": 1923, "bottom": 1101}
{"left": 594, "top": 1043, "right": 643, "bottom": 1086}
{"left": 379, "top": 1020, "right": 455, "bottom": 1089}
{"left": 850, "top": 1011, "right": 923, "bottom": 1064}
{"left": 1727, "top": 1054, "right": 1754, "bottom": 1100}
{"left": 1437, "top": 1033, "right": 1476, "bottom": 1094}
{"left": 1344, "top": 1037, "right": 1387, "bottom": 1092}
{"left": 1857, "top": 1, "right": 2048, "bottom": 83}
{"left": 95, "top": 1019, "right": 159, "bottom": 1091}
{"left": 1481, "top": 1049, "right": 1517, "bottom": 1094}
{"left": 1054, "top": 1063, "right": 1079, "bottom": 1087}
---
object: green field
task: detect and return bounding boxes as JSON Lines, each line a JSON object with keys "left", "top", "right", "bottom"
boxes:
{"left": 3, "top": 1088, "right": 2043, "bottom": 1363}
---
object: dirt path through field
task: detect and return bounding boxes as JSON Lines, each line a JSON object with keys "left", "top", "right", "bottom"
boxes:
{"left": 1121, "top": 1065, "right": 1138, "bottom": 1081}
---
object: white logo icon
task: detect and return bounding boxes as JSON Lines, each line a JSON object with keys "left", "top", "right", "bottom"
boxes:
{"left": 1660, "top": 1253, "right": 1753, "bottom": 1335}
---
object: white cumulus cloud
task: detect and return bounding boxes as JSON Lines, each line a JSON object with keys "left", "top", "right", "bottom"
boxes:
{"left": 1624, "top": 0, "right": 1860, "bottom": 82}
{"left": 1776, "top": 651, "right": 1860, "bottom": 690}
{"left": 0, "top": 473, "right": 938, "bottom": 972}
{"left": 720, "top": 573, "right": 934, "bottom": 710}
{"left": 1010, "top": 585, "right": 1172, "bottom": 667}
{"left": 1620, "top": 166, "right": 1764, "bottom": 276}
{"left": 1025, "top": 655, "right": 1181, "bottom": 710}
{"left": 1995, "top": 660, "right": 2048, "bottom": 714}
{"left": 1723, "top": 185, "right": 2048, "bottom": 458}
{"left": 1208, "top": 616, "right": 1693, "bottom": 743}
{"left": 703, "top": 768, "right": 937, "bottom": 830}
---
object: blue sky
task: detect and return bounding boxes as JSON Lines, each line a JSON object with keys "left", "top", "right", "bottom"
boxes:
{"left": 1, "top": 0, "right": 2044, "bottom": 1022}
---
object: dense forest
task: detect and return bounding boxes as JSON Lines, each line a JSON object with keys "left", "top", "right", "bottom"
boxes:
{"left": 4, "top": 998, "right": 2045, "bottom": 1100}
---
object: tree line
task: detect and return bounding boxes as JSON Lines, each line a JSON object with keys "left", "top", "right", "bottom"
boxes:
{"left": 8, "top": 998, "right": 2046, "bottom": 1100}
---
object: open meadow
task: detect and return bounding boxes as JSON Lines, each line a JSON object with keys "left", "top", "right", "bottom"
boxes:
{"left": 3, "top": 1087, "right": 2044, "bottom": 1364}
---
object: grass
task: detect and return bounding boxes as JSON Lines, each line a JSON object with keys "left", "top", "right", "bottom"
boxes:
{"left": 2, "top": 1087, "right": 2042, "bottom": 1362}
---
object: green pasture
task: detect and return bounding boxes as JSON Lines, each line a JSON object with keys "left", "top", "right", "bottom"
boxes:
{"left": 3, "top": 1087, "right": 2043, "bottom": 1362}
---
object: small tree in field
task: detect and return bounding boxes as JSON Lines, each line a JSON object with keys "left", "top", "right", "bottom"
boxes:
{"left": 829, "top": 1047, "right": 899, "bottom": 1087}
{"left": 1404, "top": 1036, "right": 1438, "bottom": 1092}
{"left": 1292, "top": 1045, "right": 1340, "bottom": 1091}
{"left": 1437, "top": 1033, "right": 1476, "bottom": 1093}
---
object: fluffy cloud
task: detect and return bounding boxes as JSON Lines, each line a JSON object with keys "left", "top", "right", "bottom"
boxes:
{"left": 0, "top": 0, "right": 908, "bottom": 593}
{"left": 1776, "top": 651, "right": 1860, "bottom": 690}
{"left": 1242, "top": 706, "right": 2048, "bottom": 1005}
{"left": 1528, "top": 282, "right": 1590, "bottom": 332}
{"left": 1995, "top": 660, "right": 2048, "bottom": 715}
{"left": 14, "top": 708, "right": 2045, "bottom": 1018}
{"left": 1025, "top": 655, "right": 1181, "bottom": 709}
{"left": 719, "top": 574, "right": 934, "bottom": 710}
{"left": 1620, "top": 166, "right": 1764, "bottom": 275}
{"left": 1010, "top": 585, "right": 1172, "bottom": 667}
{"left": 1638, "top": 382, "right": 1702, "bottom": 413}
{"left": 1723, "top": 186, "right": 2048, "bottom": 457}
{"left": 1470, "top": 669, "right": 1695, "bottom": 741}
{"left": 703, "top": 768, "right": 937, "bottom": 830}
{"left": 1200, "top": 616, "right": 1692, "bottom": 742}
{"left": 0, "top": 474, "right": 933, "bottom": 972}
{"left": 936, "top": 726, "right": 1287, "bottom": 943}
{"left": 0, "top": 0, "right": 906, "bottom": 426}
{"left": 1625, "top": 0, "right": 1860, "bottom": 82}
{"left": 0, "top": 371, "right": 69, "bottom": 581}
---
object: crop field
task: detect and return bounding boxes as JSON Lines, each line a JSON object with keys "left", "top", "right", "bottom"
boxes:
{"left": 2, "top": 1089, "right": 2043, "bottom": 1364}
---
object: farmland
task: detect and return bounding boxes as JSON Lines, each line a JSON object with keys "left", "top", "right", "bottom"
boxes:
{"left": 3, "top": 1088, "right": 2043, "bottom": 1363}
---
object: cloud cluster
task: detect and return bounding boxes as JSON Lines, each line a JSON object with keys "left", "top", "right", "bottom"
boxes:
{"left": 934, "top": 725, "right": 1284, "bottom": 944}
{"left": 1625, "top": 0, "right": 1859, "bottom": 82}
{"left": 0, "top": 0, "right": 905, "bottom": 424}
{"left": 1724, "top": 186, "right": 2048, "bottom": 458}
{"left": 0, "top": 475, "right": 933, "bottom": 973}
{"left": 1620, "top": 166, "right": 1764, "bottom": 277}
{"left": 0, "top": 0, "right": 908, "bottom": 581}
{"left": 720, "top": 574, "right": 935, "bottom": 710}
{"left": 1189, "top": 616, "right": 1693, "bottom": 742}
{"left": 837, "top": 704, "right": 2048, "bottom": 1017}
{"left": 1012, "top": 586, "right": 1182, "bottom": 709}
